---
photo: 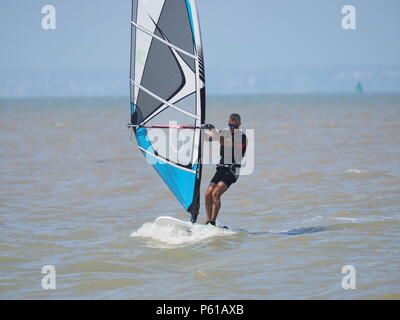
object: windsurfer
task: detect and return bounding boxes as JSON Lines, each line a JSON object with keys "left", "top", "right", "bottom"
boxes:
{"left": 202, "top": 113, "right": 247, "bottom": 226}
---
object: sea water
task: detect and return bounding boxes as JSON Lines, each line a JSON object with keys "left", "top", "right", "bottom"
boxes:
{"left": 0, "top": 94, "right": 399, "bottom": 299}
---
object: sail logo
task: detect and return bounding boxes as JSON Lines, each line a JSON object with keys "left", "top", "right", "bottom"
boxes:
{"left": 341, "top": 5, "right": 356, "bottom": 30}
{"left": 41, "top": 5, "right": 56, "bottom": 30}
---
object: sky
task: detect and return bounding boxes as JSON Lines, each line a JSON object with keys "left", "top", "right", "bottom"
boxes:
{"left": 0, "top": 0, "right": 399, "bottom": 96}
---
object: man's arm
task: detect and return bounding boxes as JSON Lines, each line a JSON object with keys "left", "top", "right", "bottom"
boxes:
{"left": 202, "top": 124, "right": 220, "bottom": 142}
{"left": 242, "top": 133, "right": 248, "bottom": 156}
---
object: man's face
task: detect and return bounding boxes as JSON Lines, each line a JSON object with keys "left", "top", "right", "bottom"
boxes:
{"left": 228, "top": 119, "right": 240, "bottom": 131}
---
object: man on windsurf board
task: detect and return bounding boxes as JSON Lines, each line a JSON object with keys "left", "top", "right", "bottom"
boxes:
{"left": 202, "top": 114, "right": 247, "bottom": 226}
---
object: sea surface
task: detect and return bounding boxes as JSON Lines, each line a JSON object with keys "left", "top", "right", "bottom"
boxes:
{"left": 0, "top": 94, "right": 399, "bottom": 299}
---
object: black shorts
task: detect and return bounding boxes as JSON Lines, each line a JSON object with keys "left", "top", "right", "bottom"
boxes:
{"left": 210, "top": 166, "right": 238, "bottom": 188}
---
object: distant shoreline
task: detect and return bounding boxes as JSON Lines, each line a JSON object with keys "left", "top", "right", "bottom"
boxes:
{"left": 1, "top": 92, "right": 400, "bottom": 101}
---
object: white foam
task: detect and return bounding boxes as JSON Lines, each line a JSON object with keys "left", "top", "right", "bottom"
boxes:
{"left": 346, "top": 169, "right": 367, "bottom": 174}
{"left": 130, "top": 221, "right": 235, "bottom": 247}
{"left": 334, "top": 217, "right": 358, "bottom": 222}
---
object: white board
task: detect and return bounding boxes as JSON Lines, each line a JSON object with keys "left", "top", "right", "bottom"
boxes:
{"left": 154, "top": 216, "right": 193, "bottom": 234}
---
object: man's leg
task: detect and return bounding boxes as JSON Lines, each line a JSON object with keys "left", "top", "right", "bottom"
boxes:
{"left": 205, "top": 183, "right": 216, "bottom": 222}
{"left": 211, "top": 181, "right": 229, "bottom": 223}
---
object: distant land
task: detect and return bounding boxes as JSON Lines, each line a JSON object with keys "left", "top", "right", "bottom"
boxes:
{"left": 1, "top": 65, "right": 399, "bottom": 97}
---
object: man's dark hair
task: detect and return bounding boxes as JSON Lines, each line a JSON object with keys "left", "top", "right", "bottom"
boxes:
{"left": 229, "top": 113, "right": 241, "bottom": 122}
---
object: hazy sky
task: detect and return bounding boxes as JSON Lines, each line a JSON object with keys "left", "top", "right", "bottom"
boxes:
{"left": 0, "top": 0, "right": 399, "bottom": 95}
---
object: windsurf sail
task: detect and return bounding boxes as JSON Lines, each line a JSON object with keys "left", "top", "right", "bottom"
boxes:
{"left": 355, "top": 81, "right": 363, "bottom": 94}
{"left": 129, "top": 0, "right": 205, "bottom": 223}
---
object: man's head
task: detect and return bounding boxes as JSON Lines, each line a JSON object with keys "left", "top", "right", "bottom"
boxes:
{"left": 228, "top": 113, "right": 241, "bottom": 131}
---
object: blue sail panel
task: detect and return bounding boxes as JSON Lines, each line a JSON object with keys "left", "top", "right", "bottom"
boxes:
{"left": 150, "top": 159, "right": 197, "bottom": 210}
{"left": 135, "top": 126, "right": 197, "bottom": 211}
